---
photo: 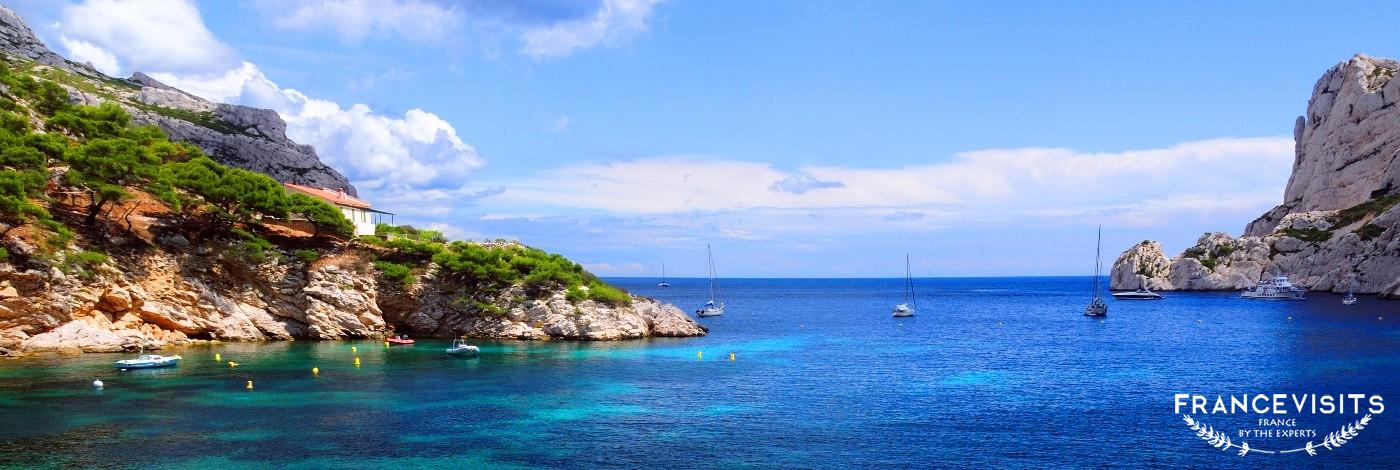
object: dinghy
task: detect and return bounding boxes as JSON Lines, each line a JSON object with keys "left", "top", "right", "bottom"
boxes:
{"left": 446, "top": 339, "right": 479, "bottom": 355}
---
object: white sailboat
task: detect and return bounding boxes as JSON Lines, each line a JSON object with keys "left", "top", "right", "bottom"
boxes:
{"left": 657, "top": 262, "right": 670, "bottom": 288}
{"left": 696, "top": 245, "right": 724, "bottom": 317}
{"left": 893, "top": 254, "right": 916, "bottom": 317}
{"left": 1343, "top": 273, "right": 1358, "bottom": 305}
{"left": 1085, "top": 226, "right": 1108, "bottom": 317}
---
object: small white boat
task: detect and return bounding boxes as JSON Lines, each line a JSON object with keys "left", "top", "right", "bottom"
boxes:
{"left": 1112, "top": 287, "right": 1164, "bottom": 300}
{"left": 696, "top": 245, "right": 725, "bottom": 317}
{"left": 1342, "top": 273, "right": 1358, "bottom": 305}
{"left": 1085, "top": 225, "right": 1108, "bottom": 317}
{"left": 114, "top": 354, "right": 181, "bottom": 370}
{"left": 1241, "top": 275, "right": 1306, "bottom": 300}
{"left": 893, "top": 253, "right": 916, "bottom": 317}
{"left": 445, "top": 339, "right": 479, "bottom": 355}
{"left": 657, "top": 262, "right": 670, "bottom": 288}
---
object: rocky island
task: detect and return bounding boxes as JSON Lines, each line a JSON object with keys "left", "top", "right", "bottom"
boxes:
{"left": 1111, "top": 54, "right": 1400, "bottom": 298}
{"left": 0, "top": 6, "right": 704, "bottom": 355}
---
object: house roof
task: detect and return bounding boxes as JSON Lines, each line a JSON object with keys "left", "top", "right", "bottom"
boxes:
{"left": 283, "top": 183, "right": 372, "bottom": 209}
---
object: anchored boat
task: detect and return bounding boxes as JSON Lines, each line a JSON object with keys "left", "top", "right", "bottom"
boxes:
{"left": 1085, "top": 226, "right": 1108, "bottom": 317}
{"left": 696, "top": 245, "right": 725, "bottom": 317}
{"left": 1112, "top": 287, "right": 1164, "bottom": 300}
{"left": 1343, "top": 273, "right": 1358, "bottom": 305}
{"left": 386, "top": 335, "right": 416, "bottom": 345}
{"left": 893, "top": 253, "right": 916, "bottom": 317}
{"left": 1241, "top": 275, "right": 1306, "bottom": 300}
{"left": 114, "top": 353, "right": 181, "bottom": 370}
{"left": 445, "top": 339, "right": 479, "bottom": 355}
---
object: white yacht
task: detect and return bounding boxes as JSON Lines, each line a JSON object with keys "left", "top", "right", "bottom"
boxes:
{"left": 657, "top": 262, "right": 670, "bottom": 288}
{"left": 1112, "top": 287, "right": 1164, "bottom": 300}
{"left": 1241, "top": 275, "right": 1306, "bottom": 300}
{"left": 1085, "top": 226, "right": 1108, "bottom": 317}
{"left": 696, "top": 245, "right": 724, "bottom": 317}
{"left": 893, "top": 254, "right": 916, "bottom": 317}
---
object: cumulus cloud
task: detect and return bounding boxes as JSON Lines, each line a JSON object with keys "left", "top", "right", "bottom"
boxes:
{"left": 151, "top": 62, "right": 483, "bottom": 191}
{"left": 254, "top": 0, "right": 460, "bottom": 44}
{"left": 56, "top": 0, "right": 236, "bottom": 75}
{"left": 519, "top": 0, "right": 663, "bottom": 58}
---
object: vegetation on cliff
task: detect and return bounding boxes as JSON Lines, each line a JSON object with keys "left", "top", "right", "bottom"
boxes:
{"left": 0, "top": 59, "right": 351, "bottom": 260}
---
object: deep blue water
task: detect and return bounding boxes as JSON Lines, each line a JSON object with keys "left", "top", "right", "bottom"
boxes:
{"left": 1, "top": 276, "right": 1398, "bottom": 468}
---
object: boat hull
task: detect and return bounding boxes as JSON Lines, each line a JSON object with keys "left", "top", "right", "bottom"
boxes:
{"left": 696, "top": 307, "right": 724, "bottom": 317}
{"left": 1111, "top": 293, "right": 1163, "bottom": 300}
{"left": 446, "top": 346, "right": 479, "bottom": 355}
{"left": 114, "top": 358, "right": 180, "bottom": 370}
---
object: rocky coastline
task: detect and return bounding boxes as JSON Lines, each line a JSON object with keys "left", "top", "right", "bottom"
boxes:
{"left": 1111, "top": 54, "right": 1400, "bottom": 298}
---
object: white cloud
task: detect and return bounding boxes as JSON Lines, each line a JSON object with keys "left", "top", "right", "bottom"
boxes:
{"left": 57, "top": 0, "right": 236, "bottom": 75}
{"left": 481, "top": 137, "right": 1294, "bottom": 221}
{"left": 519, "top": 0, "right": 663, "bottom": 58}
{"left": 257, "top": 0, "right": 460, "bottom": 44}
{"left": 152, "top": 62, "right": 483, "bottom": 192}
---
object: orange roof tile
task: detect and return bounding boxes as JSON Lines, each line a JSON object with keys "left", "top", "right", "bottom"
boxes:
{"left": 283, "top": 183, "right": 371, "bottom": 209}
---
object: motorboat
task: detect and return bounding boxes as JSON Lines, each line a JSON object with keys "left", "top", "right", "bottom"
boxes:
{"left": 115, "top": 353, "right": 181, "bottom": 370}
{"left": 1241, "top": 276, "right": 1306, "bottom": 300}
{"left": 386, "top": 335, "right": 416, "bottom": 345}
{"left": 445, "top": 339, "right": 479, "bottom": 355}
{"left": 1112, "top": 287, "right": 1164, "bottom": 300}
{"left": 1343, "top": 273, "right": 1358, "bottom": 305}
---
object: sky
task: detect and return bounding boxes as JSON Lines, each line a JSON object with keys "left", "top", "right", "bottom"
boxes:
{"left": 6, "top": 0, "right": 1400, "bottom": 278}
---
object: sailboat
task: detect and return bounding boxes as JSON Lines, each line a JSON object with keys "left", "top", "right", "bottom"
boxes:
{"left": 1085, "top": 225, "right": 1108, "bottom": 317}
{"left": 657, "top": 262, "right": 670, "bottom": 288}
{"left": 1343, "top": 273, "right": 1358, "bottom": 305}
{"left": 893, "top": 254, "right": 916, "bottom": 317}
{"left": 696, "top": 245, "right": 724, "bottom": 317}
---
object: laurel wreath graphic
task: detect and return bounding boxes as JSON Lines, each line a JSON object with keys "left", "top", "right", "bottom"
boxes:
{"left": 1183, "top": 414, "right": 1374, "bottom": 457}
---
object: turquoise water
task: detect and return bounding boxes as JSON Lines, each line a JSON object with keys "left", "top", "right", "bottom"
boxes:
{"left": 1, "top": 277, "right": 1398, "bottom": 468}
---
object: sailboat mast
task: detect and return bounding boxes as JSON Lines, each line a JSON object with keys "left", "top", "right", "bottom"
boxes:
{"left": 1093, "top": 225, "right": 1102, "bottom": 297}
{"left": 905, "top": 253, "right": 913, "bottom": 305}
{"left": 707, "top": 244, "right": 716, "bottom": 302}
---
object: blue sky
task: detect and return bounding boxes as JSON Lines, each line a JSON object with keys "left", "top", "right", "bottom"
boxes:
{"left": 9, "top": 0, "right": 1400, "bottom": 277}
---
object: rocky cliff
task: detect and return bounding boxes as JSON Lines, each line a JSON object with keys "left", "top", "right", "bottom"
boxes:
{"left": 0, "top": 5, "right": 355, "bottom": 195}
{"left": 0, "top": 239, "right": 704, "bottom": 354}
{"left": 1112, "top": 54, "right": 1400, "bottom": 297}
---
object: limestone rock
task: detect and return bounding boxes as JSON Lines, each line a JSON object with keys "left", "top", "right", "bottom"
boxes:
{"left": 21, "top": 321, "right": 126, "bottom": 353}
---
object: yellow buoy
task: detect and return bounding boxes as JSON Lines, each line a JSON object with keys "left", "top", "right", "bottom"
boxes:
{"left": 312, "top": 367, "right": 320, "bottom": 376}
{"left": 728, "top": 352, "right": 735, "bottom": 361}
{"left": 228, "top": 361, "right": 238, "bottom": 368}
{"left": 214, "top": 353, "right": 221, "bottom": 361}
{"left": 354, "top": 357, "right": 361, "bottom": 367}
{"left": 246, "top": 380, "right": 254, "bottom": 390}
{"left": 351, "top": 346, "right": 357, "bottom": 353}
{"left": 384, "top": 341, "right": 390, "bottom": 348}
{"left": 696, "top": 351, "right": 703, "bottom": 360}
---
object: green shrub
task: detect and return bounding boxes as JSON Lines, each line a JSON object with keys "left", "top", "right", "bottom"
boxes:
{"left": 294, "top": 249, "right": 320, "bottom": 263}
{"left": 230, "top": 228, "right": 277, "bottom": 264}
{"left": 1332, "top": 192, "right": 1400, "bottom": 228}
{"left": 1356, "top": 223, "right": 1386, "bottom": 241}
{"left": 373, "top": 260, "right": 414, "bottom": 287}
{"left": 64, "top": 250, "right": 108, "bottom": 279}
{"left": 0, "top": 247, "right": 8, "bottom": 260}
{"left": 565, "top": 286, "right": 587, "bottom": 303}
{"left": 586, "top": 281, "right": 631, "bottom": 306}
{"left": 1283, "top": 227, "right": 1332, "bottom": 243}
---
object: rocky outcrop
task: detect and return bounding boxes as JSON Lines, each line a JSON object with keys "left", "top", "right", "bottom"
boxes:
{"left": 1113, "top": 54, "right": 1400, "bottom": 297}
{"left": 0, "top": 6, "right": 355, "bottom": 195}
{"left": 0, "top": 242, "right": 705, "bottom": 353}
{"left": 378, "top": 267, "right": 705, "bottom": 341}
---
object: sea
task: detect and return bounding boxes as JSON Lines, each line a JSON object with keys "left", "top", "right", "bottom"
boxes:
{"left": 1, "top": 277, "right": 1398, "bottom": 468}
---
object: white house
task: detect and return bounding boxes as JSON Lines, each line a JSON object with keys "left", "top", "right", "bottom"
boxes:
{"left": 283, "top": 183, "right": 389, "bottom": 237}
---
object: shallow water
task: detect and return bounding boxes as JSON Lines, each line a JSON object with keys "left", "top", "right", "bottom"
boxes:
{"left": 1, "top": 277, "right": 1398, "bottom": 468}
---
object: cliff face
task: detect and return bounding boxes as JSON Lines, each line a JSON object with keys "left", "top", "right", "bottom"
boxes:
{"left": 1112, "top": 54, "right": 1400, "bottom": 297}
{"left": 0, "top": 5, "right": 355, "bottom": 195}
{"left": 0, "top": 239, "right": 705, "bottom": 354}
